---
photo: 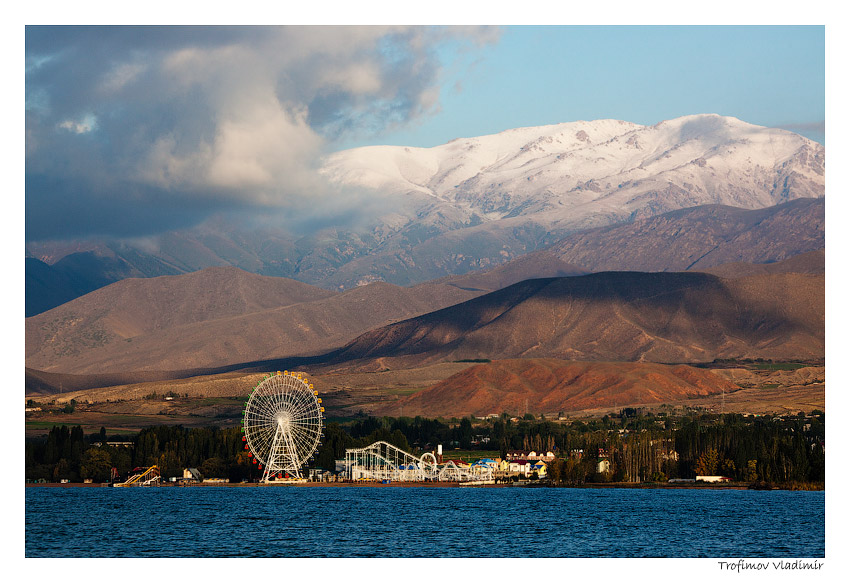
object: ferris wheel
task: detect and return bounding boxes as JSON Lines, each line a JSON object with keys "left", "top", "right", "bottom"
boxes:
{"left": 242, "top": 371, "right": 324, "bottom": 482}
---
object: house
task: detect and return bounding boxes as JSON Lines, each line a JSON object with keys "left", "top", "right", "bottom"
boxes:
{"left": 596, "top": 458, "right": 611, "bottom": 474}
{"left": 507, "top": 450, "right": 556, "bottom": 461}
{"left": 508, "top": 460, "right": 532, "bottom": 476}
{"left": 531, "top": 460, "right": 547, "bottom": 478}
{"left": 183, "top": 468, "right": 202, "bottom": 482}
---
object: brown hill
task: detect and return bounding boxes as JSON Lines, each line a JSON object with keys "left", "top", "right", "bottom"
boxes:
{"left": 327, "top": 271, "right": 824, "bottom": 369}
{"left": 535, "top": 197, "right": 824, "bottom": 273}
{"left": 380, "top": 359, "right": 742, "bottom": 418}
{"left": 697, "top": 249, "right": 824, "bottom": 279}
{"left": 25, "top": 266, "right": 483, "bottom": 375}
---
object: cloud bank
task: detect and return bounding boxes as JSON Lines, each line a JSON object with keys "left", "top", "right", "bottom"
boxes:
{"left": 25, "top": 26, "right": 498, "bottom": 241}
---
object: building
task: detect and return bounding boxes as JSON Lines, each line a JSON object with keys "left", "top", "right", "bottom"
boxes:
{"left": 505, "top": 450, "right": 556, "bottom": 461}
{"left": 696, "top": 475, "right": 731, "bottom": 483}
{"left": 183, "top": 468, "right": 202, "bottom": 482}
{"left": 531, "top": 461, "right": 547, "bottom": 478}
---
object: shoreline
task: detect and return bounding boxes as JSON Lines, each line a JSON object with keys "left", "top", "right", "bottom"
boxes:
{"left": 25, "top": 481, "right": 822, "bottom": 490}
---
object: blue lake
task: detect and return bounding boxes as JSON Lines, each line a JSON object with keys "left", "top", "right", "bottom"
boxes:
{"left": 25, "top": 486, "right": 824, "bottom": 558}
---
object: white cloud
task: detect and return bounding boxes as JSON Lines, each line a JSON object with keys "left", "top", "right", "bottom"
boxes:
{"left": 57, "top": 113, "right": 97, "bottom": 134}
{"left": 25, "top": 25, "right": 499, "bottom": 239}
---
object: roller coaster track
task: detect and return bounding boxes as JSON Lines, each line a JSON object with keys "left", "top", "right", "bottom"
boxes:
{"left": 114, "top": 465, "right": 161, "bottom": 487}
{"left": 344, "top": 441, "right": 493, "bottom": 482}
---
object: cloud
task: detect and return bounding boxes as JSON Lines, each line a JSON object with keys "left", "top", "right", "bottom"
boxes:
{"left": 25, "top": 25, "right": 498, "bottom": 241}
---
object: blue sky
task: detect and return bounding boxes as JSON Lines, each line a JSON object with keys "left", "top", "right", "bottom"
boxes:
{"left": 23, "top": 24, "right": 827, "bottom": 242}
{"left": 348, "top": 26, "right": 825, "bottom": 149}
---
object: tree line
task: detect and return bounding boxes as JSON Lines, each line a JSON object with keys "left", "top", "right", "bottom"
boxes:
{"left": 25, "top": 410, "right": 824, "bottom": 487}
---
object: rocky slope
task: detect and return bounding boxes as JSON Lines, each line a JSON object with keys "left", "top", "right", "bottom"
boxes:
{"left": 540, "top": 197, "right": 824, "bottom": 273}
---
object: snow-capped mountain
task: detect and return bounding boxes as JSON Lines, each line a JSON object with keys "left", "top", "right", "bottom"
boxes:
{"left": 27, "top": 114, "right": 825, "bottom": 308}
{"left": 322, "top": 114, "right": 823, "bottom": 233}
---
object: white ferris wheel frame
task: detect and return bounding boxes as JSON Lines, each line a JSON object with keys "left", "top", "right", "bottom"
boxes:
{"left": 242, "top": 371, "right": 324, "bottom": 482}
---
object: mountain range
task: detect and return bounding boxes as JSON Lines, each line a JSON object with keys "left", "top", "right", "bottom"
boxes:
{"left": 26, "top": 253, "right": 824, "bottom": 381}
{"left": 25, "top": 115, "right": 825, "bottom": 418}
{"left": 323, "top": 270, "right": 823, "bottom": 371}
{"left": 26, "top": 114, "right": 824, "bottom": 315}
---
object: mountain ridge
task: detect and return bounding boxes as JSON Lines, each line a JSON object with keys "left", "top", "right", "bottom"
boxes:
{"left": 27, "top": 114, "right": 824, "bottom": 305}
{"left": 323, "top": 271, "right": 824, "bottom": 370}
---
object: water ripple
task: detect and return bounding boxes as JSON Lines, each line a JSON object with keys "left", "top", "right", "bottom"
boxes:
{"left": 25, "top": 487, "right": 824, "bottom": 558}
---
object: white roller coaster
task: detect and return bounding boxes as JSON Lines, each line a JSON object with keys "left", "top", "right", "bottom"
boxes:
{"left": 344, "top": 441, "right": 493, "bottom": 482}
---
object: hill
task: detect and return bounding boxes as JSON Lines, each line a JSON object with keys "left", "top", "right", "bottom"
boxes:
{"left": 534, "top": 197, "right": 823, "bottom": 273}
{"left": 326, "top": 271, "right": 824, "bottom": 369}
{"left": 24, "top": 266, "right": 483, "bottom": 375}
{"left": 378, "top": 359, "right": 742, "bottom": 418}
{"left": 698, "top": 249, "right": 824, "bottom": 279}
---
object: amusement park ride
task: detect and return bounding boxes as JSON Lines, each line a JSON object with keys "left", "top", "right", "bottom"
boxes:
{"left": 112, "top": 465, "right": 161, "bottom": 487}
{"left": 344, "top": 441, "right": 493, "bottom": 483}
{"left": 113, "top": 371, "right": 492, "bottom": 486}
{"left": 241, "top": 371, "right": 493, "bottom": 483}
{"left": 242, "top": 371, "right": 324, "bottom": 482}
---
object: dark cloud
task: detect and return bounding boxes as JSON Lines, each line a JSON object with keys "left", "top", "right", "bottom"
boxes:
{"left": 25, "top": 25, "right": 498, "bottom": 242}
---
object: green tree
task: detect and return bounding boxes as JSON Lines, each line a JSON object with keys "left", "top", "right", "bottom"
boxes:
{"left": 199, "top": 457, "right": 227, "bottom": 479}
{"left": 458, "top": 418, "right": 473, "bottom": 449}
{"left": 694, "top": 447, "right": 719, "bottom": 476}
{"left": 79, "top": 448, "right": 113, "bottom": 482}
{"left": 744, "top": 459, "right": 758, "bottom": 482}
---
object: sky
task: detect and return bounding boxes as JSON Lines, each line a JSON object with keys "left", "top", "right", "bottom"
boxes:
{"left": 354, "top": 25, "right": 826, "bottom": 149}
{"left": 23, "top": 23, "right": 826, "bottom": 243}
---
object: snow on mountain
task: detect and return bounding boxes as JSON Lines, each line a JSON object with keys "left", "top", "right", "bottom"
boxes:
{"left": 322, "top": 114, "right": 824, "bottom": 232}
{"left": 27, "top": 114, "right": 826, "bottom": 302}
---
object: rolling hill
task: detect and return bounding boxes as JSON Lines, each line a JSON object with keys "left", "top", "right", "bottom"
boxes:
{"left": 377, "top": 359, "right": 742, "bottom": 418}
{"left": 25, "top": 266, "right": 486, "bottom": 375}
{"left": 325, "top": 271, "right": 824, "bottom": 370}
{"left": 27, "top": 255, "right": 824, "bottom": 378}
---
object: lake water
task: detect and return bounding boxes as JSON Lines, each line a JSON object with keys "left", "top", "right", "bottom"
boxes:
{"left": 25, "top": 486, "right": 824, "bottom": 558}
